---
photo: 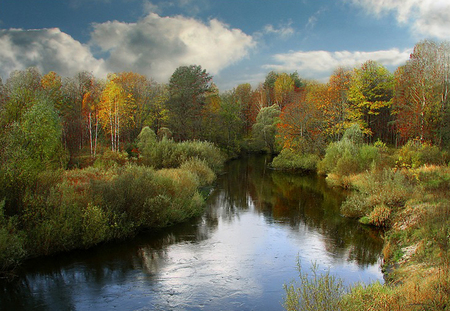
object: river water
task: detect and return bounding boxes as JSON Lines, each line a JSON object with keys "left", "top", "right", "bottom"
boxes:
{"left": 0, "top": 155, "right": 384, "bottom": 311}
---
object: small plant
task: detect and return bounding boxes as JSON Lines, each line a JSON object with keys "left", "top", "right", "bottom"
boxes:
{"left": 283, "top": 260, "right": 346, "bottom": 311}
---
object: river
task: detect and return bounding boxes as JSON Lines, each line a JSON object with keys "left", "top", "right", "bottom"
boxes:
{"left": 0, "top": 155, "right": 384, "bottom": 310}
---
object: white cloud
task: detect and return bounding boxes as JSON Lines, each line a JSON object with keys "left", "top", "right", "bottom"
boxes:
{"left": 0, "top": 28, "right": 106, "bottom": 80}
{"left": 348, "top": 0, "right": 450, "bottom": 39}
{"left": 263, "top": 48, "right": 412, "bottom": 80}
{"left": 262, "top": 22, "right": 295, "bottom": 38}
{"left": 0, "top": 14, "right": 254, "bottom": 85}
{"left": 90, "top": 13, "right": 255, "bottom": 82}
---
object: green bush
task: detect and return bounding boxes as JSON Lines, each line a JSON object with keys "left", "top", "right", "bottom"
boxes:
{"left": 137, "top": 128, "right": 225, "bottom": 173}
{"left": 271, "top": 149, "right": 319, "bottom": 171}
{"left": 0, "top": 201, "right": 26, "bottom": 271}
{"left": 396, "top": 139, "right": 443, "bottom": 169}
{"left": 318, "top": 125, "right": 382, "bottom": 178}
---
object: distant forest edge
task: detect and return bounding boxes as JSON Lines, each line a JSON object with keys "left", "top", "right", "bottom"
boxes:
{"left": 2, "top": 39, "right": 450, "bottom": 165}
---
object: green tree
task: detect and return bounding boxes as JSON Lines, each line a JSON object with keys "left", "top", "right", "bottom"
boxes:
{"left": 252, "top": 104, "right": 281, "bottom": 153}
{"left": 167, "top": 65, "right": 213, "bottom": 140}
{"left": 1, "top": 97, "right": 66, "bottom": 216}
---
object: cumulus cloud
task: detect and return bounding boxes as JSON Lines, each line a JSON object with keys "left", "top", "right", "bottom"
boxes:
{"left": 89, "top": 13, "right": 255, "bottom": 82}
{"left": 263, "top": 48, "right": 411, "bottom": 80}
{"left": 0, "top": 14, "right": 254, "bottom": 84}
{"left": 348, "top": 0, "right": 450, "bottom": 39}
{"left": 0, "top": 28, "right": 106, "bottom": 80}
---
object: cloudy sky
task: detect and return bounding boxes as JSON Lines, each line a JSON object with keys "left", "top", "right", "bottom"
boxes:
{"left": 1, "top": 0, "right": 449, "bottom": 90}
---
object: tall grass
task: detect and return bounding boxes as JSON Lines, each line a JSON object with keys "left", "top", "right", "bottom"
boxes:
{"left": 283, "top": 260, "right": 346, "bottom": 311}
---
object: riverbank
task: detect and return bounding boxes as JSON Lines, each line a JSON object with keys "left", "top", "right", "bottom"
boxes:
{"left": 0, "top": 138, "right": 226, "bottom": 276}
{"left": 279, "top": 141, "right": 450, "bottom": 309}
{"left": 337, "top": 164, "right": 450, "bottom": 309}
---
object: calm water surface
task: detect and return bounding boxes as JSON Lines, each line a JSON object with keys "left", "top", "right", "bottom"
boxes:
{"left": 0, "top": 155, "right": 384, "bottom": 310}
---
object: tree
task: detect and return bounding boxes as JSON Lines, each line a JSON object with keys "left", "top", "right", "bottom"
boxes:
{"left": 81, "top": 77, "right": 103, "bottom": 158}
{"left": 348, "top": 61, "right": 394, "bottom": 142}
{"left": 1, "top": 67, "right": 42, "bottom": 127}
{"left": 393, "top": 40, "right": 450, "bottom": 146}
{"left": 320, "top": 67, "right": 353, "bottom": 141}
{"left": 274, "top": 73, "right": 295, "bottom": 109}
{"left": 167, "top": 65, "right": 213, "bottom": 140}
{"left": 99, "top": 74, "right": 133, "bottom": 152}
{"left": 234, "top": 83, "right": 255, "bottom": 134}
{"left": 252, "top": 104, "right": 281, "bottom": 153}
{"left": 1, "top": 97, "right": 66, "bottom": 216}
{"left": 278, "top": 90, "right": 325, "bottom": 155}
{"left": 60, "top": 71, "right": 99, "bottom": 158}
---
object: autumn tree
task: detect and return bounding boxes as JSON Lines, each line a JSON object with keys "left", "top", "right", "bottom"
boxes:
{"left": 274, "top": 73, "right": 295, "bottom": 109}
{"left": 80, "top": 77, "right": 103, "bottom": 158}
{"left": 60, "top": 71, "right": 100, "bottom": 158}
{"left": 348, "top": 61, "right": 394, "bottom": 142}
{"left": 167, "top": 65, "right": 213, "bottom": 140}
{"left": 234, "top": 83, "right": 255, "bottom": 134}
{"left": 278, "top": 86, "right": 325, "bottom": 155}
{"left": 316, "top": 67, "right": 353, "bottom": 141}
{"left": 393, "top": 40, "right": 450, "bottom": 146}
{"left": 99, "top": 74, "right": 134, "bottom": 152}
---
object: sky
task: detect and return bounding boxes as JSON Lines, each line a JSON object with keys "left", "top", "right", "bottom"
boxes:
{"left": 1, "top": 0, "right": 449, "bottom": 90}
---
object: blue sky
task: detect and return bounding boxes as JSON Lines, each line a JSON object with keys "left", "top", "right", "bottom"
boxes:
{"left": 1, "top": 0, "right": 449, "bottom": 90}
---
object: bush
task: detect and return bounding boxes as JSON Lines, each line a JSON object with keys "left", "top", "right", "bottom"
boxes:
{"left": 318, "top": 125, "right": 384, "bottom": 180}
{"left": 137, "top": 129, "right": 225, "bottom": 173}
{"left": 271, "top": 149, "right": 319, "bottom": 171}
{"left": 180, "top": 158, "right": 216, "bottom": 186}
{"left": 0, "top": 201, "right": 26, "bottom": 271}
{"left": 396, "top": 139, "right": 443, "bottom": 169}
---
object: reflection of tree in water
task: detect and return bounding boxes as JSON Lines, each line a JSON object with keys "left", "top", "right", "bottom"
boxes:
{"left": 219, "top": 155, "right": 384, "bottom": 267}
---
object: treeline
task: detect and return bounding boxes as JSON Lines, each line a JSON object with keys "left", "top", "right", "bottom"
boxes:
{"left": 2, "top": 40, "right": 449, "bottom": 171}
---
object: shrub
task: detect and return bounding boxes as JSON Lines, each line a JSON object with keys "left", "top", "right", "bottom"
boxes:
{"left": 180, "top": 158, "right": 216, "bottom": 186}
{"left": 137, "top": 133, "right": 225, "bottom": 173}
{"left": 94, "top": 150, "right": 129, "bottom": 169}
{"left": 272, "top": 149, "right": 319, "bottom": 171}
{"left": 318, "top": 136, "right": 360, "bottom": 176}
{"left": 0, "top": 201, "right": 26, "bottom": 271}
{"left": 367, "top": 204, "right": 391, "bottom": 227}
{"left": 396, "top": 139, "right": 443, "bottom": 169}
{"left": 81, "top": 203, "right": 109, "bottom": 248}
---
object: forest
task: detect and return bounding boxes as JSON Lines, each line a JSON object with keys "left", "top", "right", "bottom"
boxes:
{"left": 1, "top": 39, "right": 450, "bottom": 309}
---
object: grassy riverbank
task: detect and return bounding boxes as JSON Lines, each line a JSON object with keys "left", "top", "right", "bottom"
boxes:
{"left": 0, "top": 136, "right": 225, "bottom": 275}
{"left": 281, "top": 127, "right": 450, "bottom": 310}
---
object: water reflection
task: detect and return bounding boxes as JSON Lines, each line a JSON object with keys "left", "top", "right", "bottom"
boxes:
{"left": 0, "top": 155, "right": 383, "bottom": 311}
